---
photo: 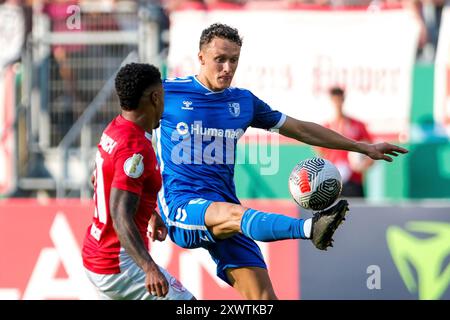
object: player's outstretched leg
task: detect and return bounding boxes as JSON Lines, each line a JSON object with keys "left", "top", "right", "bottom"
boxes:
{"left": 206, "top": 200, "right": 349, "bottom": 248}
{"left": 310, "top": 199, "right": 349, "bottom": 250}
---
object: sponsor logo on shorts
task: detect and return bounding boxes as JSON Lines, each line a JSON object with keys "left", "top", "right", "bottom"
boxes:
{"left": 170, "top": 277, "right": 186, "bottom": 292}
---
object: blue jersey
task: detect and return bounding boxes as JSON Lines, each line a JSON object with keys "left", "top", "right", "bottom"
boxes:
{"left": 155, "top": 75, "right": 286, "bottom": 207}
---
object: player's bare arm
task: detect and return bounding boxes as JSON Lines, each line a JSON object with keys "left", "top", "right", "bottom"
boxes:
{"left": 110, "top": 187, "right": 169, "bottom": 297}
{"left": 279, "top": 115, "right": 408, "bottom": 162}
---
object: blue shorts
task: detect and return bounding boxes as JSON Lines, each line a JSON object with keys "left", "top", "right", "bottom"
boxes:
{"left": 158, "top": 197, "right": 267, "bottom": 284}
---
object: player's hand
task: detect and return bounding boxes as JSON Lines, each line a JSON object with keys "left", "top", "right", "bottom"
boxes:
{"left": 144, "top": 263, "right": 169, "bottom": 298}
{"left": 148, "top": 212, "right": 168, "bottom": 242}
{"left": 361, "top": 142, "right": 408, "bottom": 162}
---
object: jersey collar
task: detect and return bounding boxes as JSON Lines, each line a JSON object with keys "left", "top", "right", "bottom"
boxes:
{"left": 117, "top": 115, "right": 152, "bottom": 141}
{"left": 193, "top": 75, "right": 226, "bottom": 95}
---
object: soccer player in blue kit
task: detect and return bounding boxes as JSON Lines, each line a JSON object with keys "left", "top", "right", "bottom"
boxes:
{"left": 155, "top": 23, "right": 408, "bottom": 299}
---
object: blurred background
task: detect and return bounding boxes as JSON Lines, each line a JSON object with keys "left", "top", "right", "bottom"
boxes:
{"left": 0, "top": 0, "right": 449, "bottom": 300}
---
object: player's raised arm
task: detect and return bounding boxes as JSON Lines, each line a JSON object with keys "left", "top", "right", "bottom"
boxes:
{"left": 110, "top": 187, "right": 169, "bottom": 297}
{"left": 279, "top": 115, "right": 408, "bottom": 162}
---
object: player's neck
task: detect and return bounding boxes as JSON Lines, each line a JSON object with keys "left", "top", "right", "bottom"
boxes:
{"left": 334, "top": 113, "right": 345, "bottom": 122}
{"left": 121, "top": 111, "right": 154, "bottom": 132}
{"left": 196, "top": 74, "right": 220, "bottom": 92}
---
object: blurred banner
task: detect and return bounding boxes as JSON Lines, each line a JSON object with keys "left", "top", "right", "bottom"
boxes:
{"left": 0, "top": 199, "right": 299, "bottom": 300}
{"left": 434, "top": 7, "right": 450, "bottom": 136}
{"left": 300, "top": 203, "right": 450, "bottom": 300}
{"left": 168, "top": 8, "right": 420, "bottom": 141}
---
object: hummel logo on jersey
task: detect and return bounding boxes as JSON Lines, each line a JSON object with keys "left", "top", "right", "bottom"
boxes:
{"left": 182, "top": 100, "right": 193, "bottom": 110}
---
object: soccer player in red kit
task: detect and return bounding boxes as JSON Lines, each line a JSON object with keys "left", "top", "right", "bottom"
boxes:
{"left": 316, "top": 87, "right": 374, "bottom": 197}
{"left": 82, "top": 63, "right": 194, "bottom": 300}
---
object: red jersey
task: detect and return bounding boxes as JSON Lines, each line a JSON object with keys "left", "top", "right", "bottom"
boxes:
{"left": 82, "top": 115, "right": 161, "bottom": 274}
{"left": 318, "top": 117, "right": 372, "bottom": 184}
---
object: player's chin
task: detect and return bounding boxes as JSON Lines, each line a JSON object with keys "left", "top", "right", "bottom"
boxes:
{"left": 216, "top": 78, "right": 232, "bottom": 89}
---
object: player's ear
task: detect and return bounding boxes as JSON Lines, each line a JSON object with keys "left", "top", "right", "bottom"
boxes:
{"left": 198, "top": 51, "right": 205, "bottom": 65}
{"left": 150, "top": 90, "right": 159, "bottom": 107}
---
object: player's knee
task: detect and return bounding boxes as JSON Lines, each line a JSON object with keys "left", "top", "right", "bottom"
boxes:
{"left": 227, "top": 204, "right": 246, "bottom": 224}
{"left": 206, "top": 203, "right": 247, "bottom": 238}
{"left": 210, "top": 204, "right": 246, "bottom": 236}
{"left": 225, "top": 204, "right": 248, "bottom": 234}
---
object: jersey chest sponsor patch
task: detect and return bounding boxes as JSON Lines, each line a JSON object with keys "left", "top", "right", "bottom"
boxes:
{"left": 123, "top": 154, "right": 144, "bottom": 178}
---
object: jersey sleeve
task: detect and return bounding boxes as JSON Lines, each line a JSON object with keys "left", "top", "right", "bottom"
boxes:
{"left": 359, "top": 122, "right": 373, "bottom": 143}
{"left": 250, "top": 93, "right": 286, "bottom": 130}
{"left": 111, "top": 138, "right": 150, "bottom": 196}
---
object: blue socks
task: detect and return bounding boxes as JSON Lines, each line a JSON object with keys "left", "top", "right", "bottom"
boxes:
{"left": 240, "top": 208, "right": 309, "bottom": 241}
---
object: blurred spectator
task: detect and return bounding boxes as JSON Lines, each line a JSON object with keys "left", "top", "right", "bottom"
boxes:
{"left": 41, "top": 0, "right": 85, "bottom": 139}
{"left": 316, "top": 87, "right": 374, "bottom": 198}
{"left": 410, "top": 0, "right": 449, "bottom": 62}
{"left": 42, "top": 0, "right": 83, "bottom": 97}
{"left": 0, "top": 0, "right": 26, "bottom": 69}
{"left": 138, "top": 1, "right": 170, "bottom": 55}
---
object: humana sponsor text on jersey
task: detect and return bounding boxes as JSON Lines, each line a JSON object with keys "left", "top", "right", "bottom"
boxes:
{"left": 171, "top": 121, "right": 244, "bottom": 165}
{"left": 175, "top": 121, "right": 245, "bottom": 140}
{"left": 167, "top": 122, "right": 280, "bottom": 173}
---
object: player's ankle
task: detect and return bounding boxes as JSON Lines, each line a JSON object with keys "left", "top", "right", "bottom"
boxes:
{"left": 303, "top": 218, "right": 312, "bottom": 239}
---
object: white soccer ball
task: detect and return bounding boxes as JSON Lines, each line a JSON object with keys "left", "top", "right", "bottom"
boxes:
{"left": 288, "top": 157, "right": 343, "bottom": 211}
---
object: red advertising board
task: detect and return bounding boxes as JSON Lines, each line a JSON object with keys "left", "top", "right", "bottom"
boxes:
{"left": 0, "top": 199, "right": 299, "bottom": 300}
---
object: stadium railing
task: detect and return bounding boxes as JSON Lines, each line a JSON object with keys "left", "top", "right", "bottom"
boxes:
{"left": 17, "top": 2, "right": 162, "bottom": 198}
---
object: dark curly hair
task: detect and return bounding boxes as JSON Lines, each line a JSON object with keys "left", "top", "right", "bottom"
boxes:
{"left": 199, "top": 23, "right": 243, "bottom": 50}
{"left": 329, "top": 86, "right": 345, "bottom": 97}
{"left": 115, "top": 63, "right": 162, "bottom": 111}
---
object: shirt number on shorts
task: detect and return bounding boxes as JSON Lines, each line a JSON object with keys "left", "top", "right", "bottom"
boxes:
{"left": 175, "top": 208, "right": 188, "bottom": 222}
